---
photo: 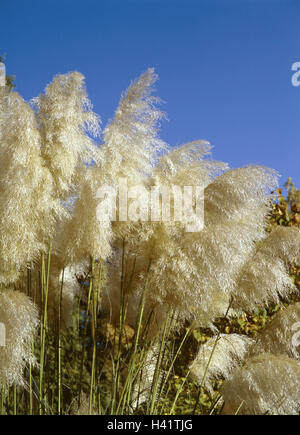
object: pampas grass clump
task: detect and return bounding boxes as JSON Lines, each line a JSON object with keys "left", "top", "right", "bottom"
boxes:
{"left": 0, "top": 67, "right": 299, "bottom": 415}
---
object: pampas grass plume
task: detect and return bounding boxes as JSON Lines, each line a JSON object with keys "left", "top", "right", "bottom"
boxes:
{"left": 0, "top": 290, "right": 38, "bottom": 388}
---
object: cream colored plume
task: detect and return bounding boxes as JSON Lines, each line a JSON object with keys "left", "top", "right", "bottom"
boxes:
{"left": 33, "top": 71, "right": 100, "bottom": 199}
{"left": 0, "top": 290, "right": 39, "bottom": 388}
{"left": 221, "top": 354, "right": 300, "bottom": 415}
{"left": 59, "top": 170, "right": 113, "bottom": 265}
{"left": 0, "top": 91, "right": 61, "bottom": 284}
{"left": 204, "top": 166, "right": 278, "bottom": 225}
{"left": 98, "top": 69, "right": 168, "bottom": 243}
{"left": 249, "top": 303, "right": 300, "bottom": 360}
{"left": 140, "top": 164, "right": 278, "bottom": 326}
{"left": 233, "top": 226, "right": 300, "bottom": 311}
{"left": 137, "top": 208, "right": 271, "bottom": 327}
{"left": 100, "top": 68, "right": 168, "bottom": 186}
{"left": 153, "top": 140, "right": 227, "bottom": 188}
{"left": 59, "top": 69, "right": 167, "bottom": 265}
{"left": 189, "top": 334, "right": 254, "bottom": 393}
{"left": 191, "top": 166, "right": 278, "bottom": 320}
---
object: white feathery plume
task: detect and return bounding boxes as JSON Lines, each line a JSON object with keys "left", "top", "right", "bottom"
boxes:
{"left": 189, "top": 167, "right": 277, "bottom": 317}
{"left": 190, "top": 167, "right": 279, "bottom": 318}
{"left": 0, "top": 290, "right": 39, "bottom": 388}
{"left": 256, "top": 226, "right": 300, "bottom": 263}
{"left": 144, "top": 165, "right": 278, "bottom": 325}
{"left": 100, "top": 68, "right": 168, "bottom": 186}
{"left": 137, "top": 202, "right": 272, "bottom": 327}
{"left": 59, "top": 69, "right": 166, "bottom": 265}
{"left": 0, "top": 91, "right": 61, "bottom": 284}
{"left": 189, "top": 334, "right": 254, "bottom": 393}
{"left": 233, "top": 226, "right": 300, "bottom": 311}
{"left": 153, "top": 140, "right": 227, "bottom": 188}
{"left": 33, "top": 71, "right": 101, "bottom": 199}
{"left": 59, "top": 170, "right": 113, "bottom": 265}
{"left": 249, "top": 303, "right": 300, "bottom": 360}
{"left": 204, "top": 166, "right": 278, "bottom": 225}
{"left": 221, "top": 354, "right": 300, "bottom": 415}
{"left": 99, "top": 68, "right": 168, "bottom": 243}
{"left": 189, "top": 216, "right": 267, "bottom": 296}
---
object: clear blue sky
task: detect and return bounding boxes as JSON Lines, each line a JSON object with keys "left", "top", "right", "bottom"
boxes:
{"left": 2, "top": 0, "right": 300, "bottom": 188}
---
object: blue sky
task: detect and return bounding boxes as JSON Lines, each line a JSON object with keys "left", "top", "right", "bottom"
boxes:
{"left": 2, "top": 0, "right": 300, "bottom": 188}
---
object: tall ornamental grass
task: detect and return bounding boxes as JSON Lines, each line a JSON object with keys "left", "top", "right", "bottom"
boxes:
{"left": 0, "top": 68, "right": 299, "bottom": 414}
